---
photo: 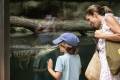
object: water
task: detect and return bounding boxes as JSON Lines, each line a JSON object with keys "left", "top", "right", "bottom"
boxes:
{"left": 10, "top": 32, "right": 96, "bottom": 80}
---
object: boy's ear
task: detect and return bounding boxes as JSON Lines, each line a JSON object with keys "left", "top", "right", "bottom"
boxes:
{"left": 64, "top": 43, "right": 72, "bottom": 48}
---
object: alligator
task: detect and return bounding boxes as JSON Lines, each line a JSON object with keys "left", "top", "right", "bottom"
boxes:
{"left": 10, "top": 45, "right": 59, "bottom": 80}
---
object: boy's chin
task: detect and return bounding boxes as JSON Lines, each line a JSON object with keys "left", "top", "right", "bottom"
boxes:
{"left": 60, "top": 51, "right": 64, "bottom": 54}
{"left": 60, "top": 51, "right": 64, "bottom": 53}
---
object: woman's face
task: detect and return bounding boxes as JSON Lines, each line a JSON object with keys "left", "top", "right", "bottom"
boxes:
{"left": 86, "top": 14, "right": 101, "bottom": 29}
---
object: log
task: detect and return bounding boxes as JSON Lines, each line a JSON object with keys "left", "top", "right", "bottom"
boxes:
{"left": 10, "top": 16, "right": 94, "bottom": 33}
{"left": 10, "top": 16, "right": 41, "bottom": 32}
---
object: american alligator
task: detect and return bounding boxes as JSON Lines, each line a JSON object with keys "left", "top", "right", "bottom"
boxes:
{"left": 10, "top": 45, "right": 58, "bottom": 68}
{"left": 10, "top": 45, "right": 59, "bottom": 80}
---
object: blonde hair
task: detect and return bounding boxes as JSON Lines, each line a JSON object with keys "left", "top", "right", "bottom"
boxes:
{"left": 102, "top": 6, "right": 112, "bottom": 13}
{"left": 86, "top": 4, "right": 112, "bottom": 16}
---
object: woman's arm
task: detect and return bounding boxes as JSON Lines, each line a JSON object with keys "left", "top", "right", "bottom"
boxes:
{"left": 105, "top": 15, "right": 120, "bottom": 33}
{"left": 47, "top": 59, "right": 62, "bottom": 80}
{"left": 95, "top": 15, "right": 120, "bottom": 42}
{"left": 103, "top": 34, "right": 120, "bottom": 41}
{"left": 95, "top": 30, "right": 120, "bottom": 42}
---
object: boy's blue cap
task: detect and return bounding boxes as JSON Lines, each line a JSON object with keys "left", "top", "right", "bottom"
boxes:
{"left": 53, "top": 32, "right": 80, "bottom": 47}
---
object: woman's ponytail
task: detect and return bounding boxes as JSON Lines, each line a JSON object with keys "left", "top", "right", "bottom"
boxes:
{"left": 86, "top": 4, "right": 112, "bottom": 16}
{"left": 102, "top": 6, "right": 112, "bottom": 14}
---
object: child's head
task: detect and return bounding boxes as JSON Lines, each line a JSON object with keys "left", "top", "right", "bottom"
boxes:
{"left": 52, "top": 32, "right": 80, "bottom": 54}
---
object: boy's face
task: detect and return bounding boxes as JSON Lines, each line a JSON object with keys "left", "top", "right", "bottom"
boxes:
{"left": 58, "top": 43, "right": 66, "bottom": 53}
{"left": 58, "top": 42, "right": 73, "bottom": 53}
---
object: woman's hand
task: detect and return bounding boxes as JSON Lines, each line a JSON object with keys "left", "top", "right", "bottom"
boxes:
{"left": 95, "top": 30, "right": 105, "bottom": 39}
{"left": 47, "top": 58, "right": 53, "bottom": 70}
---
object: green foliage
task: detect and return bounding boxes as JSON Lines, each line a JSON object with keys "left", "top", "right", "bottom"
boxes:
{"left": 10, "top": 0, "right": 120, "bottom": 19}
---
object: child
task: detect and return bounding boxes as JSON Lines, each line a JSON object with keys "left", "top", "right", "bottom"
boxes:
{"left": 47, "top": 32, "right": 81, "bottom": 80}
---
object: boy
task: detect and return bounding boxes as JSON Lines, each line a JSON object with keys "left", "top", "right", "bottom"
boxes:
{"left": 47, "top": 32, "right": 81, "bottom": 80}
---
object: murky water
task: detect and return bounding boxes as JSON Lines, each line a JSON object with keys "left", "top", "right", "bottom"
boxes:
{"left": 10, "top": 32, "right": 96, "bottom": 80}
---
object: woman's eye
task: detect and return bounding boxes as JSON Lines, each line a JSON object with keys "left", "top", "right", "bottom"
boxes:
{"left": 86, "top": 19, "right": 90, "bottom": 21}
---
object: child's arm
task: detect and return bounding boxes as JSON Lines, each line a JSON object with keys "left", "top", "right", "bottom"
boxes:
{"left": 47, "top": 59, "right": 62, "bottom": 80}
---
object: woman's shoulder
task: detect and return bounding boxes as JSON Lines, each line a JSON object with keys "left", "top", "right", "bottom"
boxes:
{"left": 104, "top": 13, "right": 114, "bottom": 20}
{"left": 104, "top": 13, "right": 120, "bottom": 24}
{"left": 105, "top": 13, "right": 113, "bottom": 17}
{"left": 104, "top": 13, "right": 116, "bottom": 22}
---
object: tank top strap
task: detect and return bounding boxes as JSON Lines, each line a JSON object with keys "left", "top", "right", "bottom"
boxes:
{"left": 101, "top": 13, "right": 113, "bottom": 33}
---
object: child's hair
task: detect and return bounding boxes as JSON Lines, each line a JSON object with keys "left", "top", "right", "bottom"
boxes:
{"left": 53, "top": 32, "right": 80, "bottom": 54}
{"left": 86, "top": 4, "right": 112, "bottom": 16}
{"left": 60, "top": 41, "right": 78, "bottom": 55}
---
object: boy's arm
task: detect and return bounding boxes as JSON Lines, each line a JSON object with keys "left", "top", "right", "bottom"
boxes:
{"left": 47, "top": 59, "right": 62, "bottom": 80}
{"left": 48, "top": 68, "right": 61, "bottom": 80}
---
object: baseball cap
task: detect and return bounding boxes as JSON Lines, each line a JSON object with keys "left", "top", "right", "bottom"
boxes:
{"left": 53, "top": 32, "right": 80, "bottom": 47}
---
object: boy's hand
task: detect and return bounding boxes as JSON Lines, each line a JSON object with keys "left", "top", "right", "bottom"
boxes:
{"left": 47, "top": 58, "right": 53, "bottom": 70}
{"left": 47, "top": 58, "right": 62, "bottom": 80}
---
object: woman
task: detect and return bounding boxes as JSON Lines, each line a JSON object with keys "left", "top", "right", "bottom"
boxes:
{"left": 85, "top": 5, "right": 120, "bottom": 80}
